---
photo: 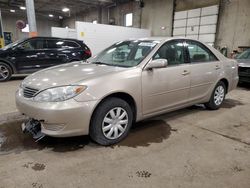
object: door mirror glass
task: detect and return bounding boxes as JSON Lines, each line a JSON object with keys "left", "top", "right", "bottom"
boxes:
{"left": 146, "top": 59, "right": 168, "bottom": 70}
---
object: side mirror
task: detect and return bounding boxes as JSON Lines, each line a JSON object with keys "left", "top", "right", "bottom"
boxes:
{"left": 146, "top": 59, "right": 168, "bottom": 70}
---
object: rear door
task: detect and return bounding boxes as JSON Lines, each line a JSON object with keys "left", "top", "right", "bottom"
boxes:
{"left": 185, "top": 40, "right": 220, "bottom": 101}
{"left": 59, "top": 40, "right": 84, "bottom": 61}
{"left": 46, "top": 39, "right": 68, "bottom": 66}
{"left": 46, "top": 39, "right": 82, "bottom": 65}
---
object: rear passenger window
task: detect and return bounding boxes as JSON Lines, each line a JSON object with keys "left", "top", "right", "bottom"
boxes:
{"left": 47, "top": 40, "right": 59, "bottom": 49}
{"left": 153, "top": 40, "right": 185, "bottom": 66}
{"left": 63, "top": 41, "right": 80, "bottom": 48}
{"left": 186, "top": 41, "right": 218, "bottom": 63}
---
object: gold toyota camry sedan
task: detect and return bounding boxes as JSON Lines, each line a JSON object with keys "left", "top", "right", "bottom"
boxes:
{"left": 16, "top": 37, "right": 239, "bottom": 145}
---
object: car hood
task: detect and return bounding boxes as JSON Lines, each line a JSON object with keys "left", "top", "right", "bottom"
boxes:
{"left": 236, "top": 59, "right": 250, "bottom": 67}
{"left": 22, "top": 62, "right": 126, "bottom": 90}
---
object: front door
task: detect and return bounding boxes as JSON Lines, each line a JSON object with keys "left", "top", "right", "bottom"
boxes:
{"left": 142, "top": 40, "right": 191, "bottom": 115}
{"left": 13, "top": 38, "right": 48, "bottom": 72}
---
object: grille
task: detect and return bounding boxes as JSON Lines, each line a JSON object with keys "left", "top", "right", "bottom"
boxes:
{"left": 23, "top": 87, "right": 39, "bottom": 98}
{"left": 239, "top": 67, "right": 250, "bottom": 73}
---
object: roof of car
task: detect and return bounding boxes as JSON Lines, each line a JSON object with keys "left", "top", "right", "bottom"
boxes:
{"left": 27, "top": 36, "right": 81, "bottom": 41}
{"left": 127, "top": 37, "right": 202, "bottom": 43}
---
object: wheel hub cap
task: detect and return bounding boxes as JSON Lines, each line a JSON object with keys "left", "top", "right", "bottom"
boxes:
{"left": 102, "top": 107, "right": 128, "bottom": 140}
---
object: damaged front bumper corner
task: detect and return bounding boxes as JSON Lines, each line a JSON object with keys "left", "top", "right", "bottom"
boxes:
{"left": 21, "top": 119, "right": 45, "bottom": 142}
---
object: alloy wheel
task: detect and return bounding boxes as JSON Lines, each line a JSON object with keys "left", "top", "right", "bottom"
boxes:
{"left": 214, "top": 85, "right": 225, "bottom": 106}
{"left": 0, "top": 65, "right": 10, "bottom": 80}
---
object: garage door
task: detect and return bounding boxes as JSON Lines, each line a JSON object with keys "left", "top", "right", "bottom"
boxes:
{"left": 173, "top": 5, "right": 219, "bottom": 46}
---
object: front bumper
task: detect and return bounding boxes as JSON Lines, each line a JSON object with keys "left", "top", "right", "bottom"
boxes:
{"left": 239, "top": 67, "right": 250, "bottom": 83}
{"left": 16, "top": 92, "right": 99, "bottom": 137}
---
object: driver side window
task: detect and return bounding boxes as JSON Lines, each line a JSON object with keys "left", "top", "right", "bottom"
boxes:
{"left": 20, "top": 39, "right": 46, "bottom": 50}
{"left": 153, "top": 41, "right": 185, "bottom": 66}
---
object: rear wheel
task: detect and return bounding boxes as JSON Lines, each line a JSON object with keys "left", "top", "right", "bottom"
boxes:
{"left": 205, "top": 81, "right": 226, "bottom": 110}
{"left": 0, "top": 63, "right": 12, "bottom": 82}
{"left": 90, "top": 97, "right": 133, "bottom": 146}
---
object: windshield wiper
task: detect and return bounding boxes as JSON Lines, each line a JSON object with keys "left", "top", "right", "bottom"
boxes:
{"left": 91, "top": 61, "right": 130, "bottom": 68}
{"left": 91, "top": 61, "right": 112, "bottom": 66}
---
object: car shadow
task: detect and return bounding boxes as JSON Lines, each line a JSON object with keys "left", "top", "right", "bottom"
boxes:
{"left": 221, "top": 99, "right": 244, "bottom": 108}
{"left": 10, "top": 75, "right": 27, "bottom": 81}
{"left": 0, "top": 120, "right": 91, "bottom": 155}
{"left": 116, "top": 120, "right": 174, "bottom": 148}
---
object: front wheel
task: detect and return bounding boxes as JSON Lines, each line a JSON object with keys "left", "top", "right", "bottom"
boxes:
{"left": 90, "top": 97, "right": 133, "bottom": 146}
{"left": 205, "top": 81, "right": 226, "bottom": 110}
{"left": 0, "top": 63, "right": 12, "bottom": 82}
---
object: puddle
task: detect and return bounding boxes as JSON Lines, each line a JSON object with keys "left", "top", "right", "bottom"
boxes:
{"left": 221, "top": 99, "right": 244, "bottom": 109}
{"left": 31, "top": 163, "right": 46, "bottom": 171}
{"left": 117, "top": 120, "right": 174, "bottom": 148}
{"left": 232, "top": 165, "right": 244, "bottom": 172}
{"left": 0, "top": 121, "right": 89, "bottom": 155}
{"left": 136, "top": 170, "right": 152, "bottom": 178}
{"left": 0, "top": 119, "right": 174, "bottom": 153}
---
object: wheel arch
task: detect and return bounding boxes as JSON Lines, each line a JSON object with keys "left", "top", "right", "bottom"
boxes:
{"left": 0, "top": 59, "right": 16, "bottom": 74}
{"left": 219, "top": 78, "right": 229, "bottom": 93}
{"left": 90, "top": 92, "right": 137, "bottom": 125}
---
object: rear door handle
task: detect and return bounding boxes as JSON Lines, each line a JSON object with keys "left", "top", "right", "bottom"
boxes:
{"left": 182, "top": 70, "right": 190, "bottom": 76}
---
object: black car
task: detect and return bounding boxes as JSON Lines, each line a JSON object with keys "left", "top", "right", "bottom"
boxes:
{"left": 0, "top": 37, "right": 92, "bottom": 81}
{"left": 235, "top": 49, "right": 250, "bottom": 83}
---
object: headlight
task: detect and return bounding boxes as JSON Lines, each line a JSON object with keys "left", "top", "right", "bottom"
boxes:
{"left": 34, "top": 85, "right": 87, "bottom": 102}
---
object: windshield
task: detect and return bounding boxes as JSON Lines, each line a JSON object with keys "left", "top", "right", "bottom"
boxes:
{"left": 2, "top": 39, "right": 25, "bottom": 50}
{"left": 236, "top": 50, "right": 250, "bottom": 59}
{"left": 88, "top": 40, "right": 159, "bottom": 67}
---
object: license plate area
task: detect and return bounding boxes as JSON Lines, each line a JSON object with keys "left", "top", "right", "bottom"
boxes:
{"left": 21, "top": 119, "right": 45, "bottom": 142}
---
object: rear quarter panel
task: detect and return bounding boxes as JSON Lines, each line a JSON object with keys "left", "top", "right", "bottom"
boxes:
{"left": 205, "top": 44, "right": 238, "bottom": 93}
{"left": 221, "top": 59, "right": 238, "bottom": 92}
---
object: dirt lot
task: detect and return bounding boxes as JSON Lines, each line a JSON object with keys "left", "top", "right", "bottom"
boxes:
{"left": 0, "top": 78, "right": 250, "bottom": 188}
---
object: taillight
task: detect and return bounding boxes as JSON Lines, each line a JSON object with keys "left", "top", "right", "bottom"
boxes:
{"left": 85, "top": 50, "right": 92, "bottom": 57}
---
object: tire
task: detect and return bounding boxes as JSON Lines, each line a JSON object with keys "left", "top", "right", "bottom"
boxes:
{"left": 205, "top": 81, "right": 226, "bottom": 110}
{"left": 0, "top": 62, "right": 12, "bottom": 82}
{"left": 90, "top": 97, "right": 133, "bottom": 146}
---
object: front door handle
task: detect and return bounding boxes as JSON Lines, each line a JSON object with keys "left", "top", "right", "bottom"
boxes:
{"left": 182, "top": 70, "right": 190, "bottom": 76}
{"left": 215, "top": 65, "right": 221, "bottom": 70}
